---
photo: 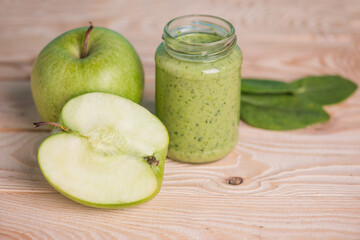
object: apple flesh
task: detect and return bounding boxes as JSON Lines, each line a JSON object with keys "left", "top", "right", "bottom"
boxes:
{"left": 37, "top": 93, "right": 168, "bottom": 208}
{"left": 31, "top": 24, "right": 144, "bottom": 123}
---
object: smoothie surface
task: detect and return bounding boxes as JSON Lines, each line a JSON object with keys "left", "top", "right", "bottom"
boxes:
{"left": 176, "top": 33, "right": 223, "bottom": 43}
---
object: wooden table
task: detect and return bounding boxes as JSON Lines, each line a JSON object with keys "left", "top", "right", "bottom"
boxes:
{"left": 1, "top": 0, "right": 360, "bottom": 239}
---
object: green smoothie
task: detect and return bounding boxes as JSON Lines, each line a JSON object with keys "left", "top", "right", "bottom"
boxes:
{"left": 156, "top": 32, "right": 242, "bottom": 163}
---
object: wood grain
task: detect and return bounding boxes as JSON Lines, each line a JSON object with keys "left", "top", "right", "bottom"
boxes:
{"left": 0, "top": 0, "right": 359, "bottom": 81}
{"left": 1, "top": 124, "right": 360, "bottom": 196}
{"left": 1, "top": 81, "right": 360, "bottom": 239}
{"left": 1, "top": 0, "right": 360, "bottom": 239}
{"left": 1, "top": 194, "right": 360, "bottom": 240}
{"left": 1, "top": 138, "right": 360, "bottom": 239}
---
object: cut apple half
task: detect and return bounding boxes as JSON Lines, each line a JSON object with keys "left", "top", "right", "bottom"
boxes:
{"left": 37, "top": 93, "right": 168, "bottom": 208}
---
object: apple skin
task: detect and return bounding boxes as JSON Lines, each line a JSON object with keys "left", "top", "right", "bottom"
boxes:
{"left": 38, "top": 133, "right": 168, "bottom": 208}
{"left": 31, "top": 26, "right": 144, "bottom": 122}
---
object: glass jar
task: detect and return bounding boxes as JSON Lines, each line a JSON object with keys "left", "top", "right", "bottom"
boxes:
{"left": 155, "top": 14, "right": 242, "bottom": 163}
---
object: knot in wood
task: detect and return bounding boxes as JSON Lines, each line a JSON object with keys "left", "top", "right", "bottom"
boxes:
{"left": 226, "top": 176, "right": 243, "bottom": 185}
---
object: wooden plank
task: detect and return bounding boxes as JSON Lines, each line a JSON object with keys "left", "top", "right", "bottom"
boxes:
{"left": 0, "top": 0, "right": 359, "bottom": 80}
{"left": 1, "top": 79, "right": 359, "bottom": 131}
{"left": 1, "top": 126, "right": 360, "bottom": 196}
{"left": 1, "top": 118, "right": 358, "bottom": 238}
{"left": 0, "top": 193, "right": 359, "bottom": 239}
{"left": 1, "top": 41, "right": 359, "bottom": 84}
{"left": 0, "top": 81, "right": 157, "bottom": 130}
{"left": 1, "top": 82, "right": 359, "bottom": 238}
{"left": 0, "top": 42, "right": 359, "bottom": 131}
{"left": 0, "top": 81, "right": 42, "bottom": 130}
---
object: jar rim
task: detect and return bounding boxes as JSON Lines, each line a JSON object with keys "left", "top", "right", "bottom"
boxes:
{"left": 163, "top": 14, "right": 236, "bottom": 47}
{"left": 162, "top": 14, "right": 237, "bottom": 61}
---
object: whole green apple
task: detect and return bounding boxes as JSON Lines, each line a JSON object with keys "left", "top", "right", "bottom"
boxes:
{"left": 31, "top": 23, "right": 144, "bottom": 122}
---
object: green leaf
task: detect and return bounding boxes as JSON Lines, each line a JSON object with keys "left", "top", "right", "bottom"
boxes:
{"left": 291, "top": 75, "right": 358, "bottom": 105}
{"left": 241, "top": 93, "right": 330, "bottom": 130}
{"left": 242, "top": 78, "right": 294, "bottom": 94}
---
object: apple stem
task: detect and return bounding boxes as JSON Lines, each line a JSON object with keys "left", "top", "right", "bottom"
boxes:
{"left": 144, "top": 156, "right": 159, "bottom": 166}
{"left": 81, "top": 21, "right": 94, "bottom": 59}
{"left": 33, "top": 122, "right": 71, "bottom": 133}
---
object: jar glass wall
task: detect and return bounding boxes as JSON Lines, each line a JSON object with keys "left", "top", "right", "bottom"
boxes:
{"left": 155, "top": 15, "right": 242, "bottom": 163}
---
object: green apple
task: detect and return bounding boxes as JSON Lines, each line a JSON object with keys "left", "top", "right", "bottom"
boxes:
{"left": 35, "top": 92, "right": 168, "bottom": 208}
{"left": 31, "top": 23, "right": 144, "bottom": 123}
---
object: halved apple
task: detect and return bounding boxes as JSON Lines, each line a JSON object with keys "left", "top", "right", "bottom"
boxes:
{"left": 36, "top": 92, "right": 168, "bottom": 208}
